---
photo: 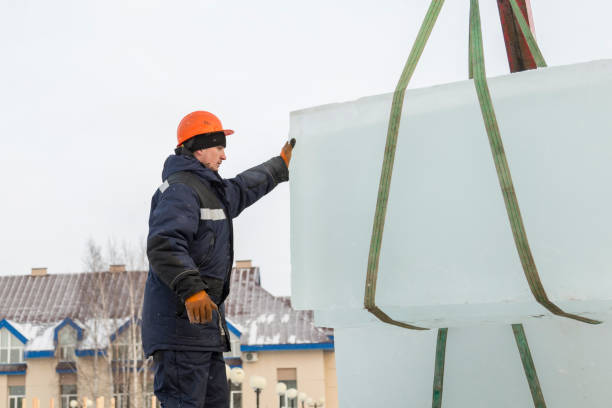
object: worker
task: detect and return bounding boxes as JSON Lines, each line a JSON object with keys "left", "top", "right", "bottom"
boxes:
{"left": 141, "top": 110, "right": 294, "bottom": 408}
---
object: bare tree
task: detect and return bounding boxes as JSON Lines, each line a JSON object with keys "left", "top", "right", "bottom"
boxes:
{"left": 112, "top": 239, "right": 146, "bottom": 408}
{"left": 78, "top": 238, "right": 151, "bottom": 408}
{"left": 78, "top": 240, "right": 113, "bottom": 404}
{"left": 83, "top": 238, "right": 106, "bottom": 274}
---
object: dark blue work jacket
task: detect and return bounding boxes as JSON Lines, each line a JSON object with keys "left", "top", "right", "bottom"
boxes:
{"left": 142, "top": 149, "right": 288, "bottom": 356}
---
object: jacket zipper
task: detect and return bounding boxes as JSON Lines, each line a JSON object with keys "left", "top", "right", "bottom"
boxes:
{"left": 217, "top": 311, "right": 226, "bottom": 337}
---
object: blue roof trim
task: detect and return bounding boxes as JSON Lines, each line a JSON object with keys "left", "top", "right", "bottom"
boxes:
{"left": 111, "top": 367, "right": 143, "bottom": 373}
{"left": 56, "top": 368, "right": 77, "bottom": 374}
{"left": 54, "top": 318, "right": 84, "bottom": 343}
{"left": 109, "top": 319, "right": 141, "bottom": 343}
{"left": 223, "top": 356, "right": 242, "bottom": 368}
{"left": 109, "top": 320, "right": 131, "bottom": 343}
{"left": 0, "top": 319, "right": 28, "bottom": 344}
{"left": 75, "top": 349, "right": 106, "bottom": 357}
{"left": 0, "top": 370, "right": 27, "bottom": 376}
{"left": 240, "top": 343, "right": 334, "bottom": 352}
{"left": 226, "top": 321, "right": 242, "bottom": 337}
{"left": 25, "top": 350, "right": 55, "bottom": 359}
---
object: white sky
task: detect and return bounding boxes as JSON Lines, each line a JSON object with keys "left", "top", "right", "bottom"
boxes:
{"left": 1, "top": 0, "right": 611, "bottom": 296}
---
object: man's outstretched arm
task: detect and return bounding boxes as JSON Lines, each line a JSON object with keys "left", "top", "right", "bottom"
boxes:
{"left": 223, "top": 139, "right": 295, "bottom": 218}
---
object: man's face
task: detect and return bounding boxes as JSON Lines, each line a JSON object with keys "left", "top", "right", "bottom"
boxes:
{"left": 193, "top": 145, "right": 226, "bottom": 172}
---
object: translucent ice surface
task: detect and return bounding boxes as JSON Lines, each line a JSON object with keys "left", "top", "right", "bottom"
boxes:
{"left": 290, "top": 60, "right": 612, "bottom": 327}
{"left": 333, "top": 320, "right": 612, "bottom": 408}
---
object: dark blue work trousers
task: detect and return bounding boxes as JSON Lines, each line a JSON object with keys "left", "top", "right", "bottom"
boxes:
{"left": 153, "top": 350, "right": 229, "bottom": 408}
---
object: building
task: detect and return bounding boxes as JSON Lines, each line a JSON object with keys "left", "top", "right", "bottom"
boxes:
{"left": 0, "top": 262, "right": 336, "bottom": 408}
{"left": 226, "top": 261, "right": 336, "bottom": 408}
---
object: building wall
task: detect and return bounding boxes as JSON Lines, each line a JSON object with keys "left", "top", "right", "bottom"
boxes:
{"left": 3, "top": 350, "right": 337, "bottom": 408}
{"left": 2, "top": 358, "right": 115, "bottom": 408}
{"left": 0, "top": 375, "right": 7, "bottom": 408}
{"left": 25, "top": 358, "right": 59, "bottom": 408}
{"left": 323, "top": 351, "right": 337, "bottom": 408}
{"left": 1, "top": 375, "right": 26, "bottom": 408}
{"left": 6, "top": 376, "right": 25, "bottom": 387}
{"left": 240, "top": 349, "right": 335, "bottom": 408}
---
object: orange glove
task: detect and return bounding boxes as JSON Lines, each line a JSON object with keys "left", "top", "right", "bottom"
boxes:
{"left": 185, "top": 290, "right": 218, "bottom": 324}
{"left": 280, "top": 138, "right": 296, "bottom": 167}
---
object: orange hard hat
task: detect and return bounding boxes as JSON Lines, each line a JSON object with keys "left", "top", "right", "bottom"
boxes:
{"left": 177, "top": 111, "right": 234, "bottom": 146}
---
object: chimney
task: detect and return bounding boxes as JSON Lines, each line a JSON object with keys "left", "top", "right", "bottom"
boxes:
{"left": 31, "top": 267, "right": 48, "bottom": 277}
{"left": 235, "top": 260, "right": 252, "bottom": 268}
{"left": 109, "top": 264, "right": 126, "bottom": 273}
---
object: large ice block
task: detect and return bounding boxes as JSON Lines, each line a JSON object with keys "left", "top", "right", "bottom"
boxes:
{"left": 333, "top": 320, "right": 612, "bottom": 408}
{"left": 289, "top": 60, "right": 612, "bottom": 327}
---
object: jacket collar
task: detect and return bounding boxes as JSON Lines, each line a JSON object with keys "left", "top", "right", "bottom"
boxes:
{"left": 162, "top": 148, "right": 223, "bottom": 184}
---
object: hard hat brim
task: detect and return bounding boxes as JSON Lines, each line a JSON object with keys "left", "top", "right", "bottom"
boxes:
{"left": 223, "top": 129, "right": 234, "bottom": 136}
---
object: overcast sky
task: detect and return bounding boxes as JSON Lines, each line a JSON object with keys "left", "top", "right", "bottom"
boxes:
{"left": 1, "top": 0, "right": 611, "bottom": 296}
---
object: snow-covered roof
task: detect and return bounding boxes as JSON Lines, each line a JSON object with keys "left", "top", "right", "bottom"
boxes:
{"left": 226, "top": 268, "right": 333, "bottom": 347}
{"left": 0, "top": 272, "right": 146, "bottom": 323}
{"left": 0, "top": 267, "right": 333, "bottom": 352}
{"left": 5, "top": 318, "right": 129, "bottom": 353}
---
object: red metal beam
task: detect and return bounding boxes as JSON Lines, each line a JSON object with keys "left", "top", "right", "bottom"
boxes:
{"left": 497, "top": 0, "right": 537, "bottom": 73}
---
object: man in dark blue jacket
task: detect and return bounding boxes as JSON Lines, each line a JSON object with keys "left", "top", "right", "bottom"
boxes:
{"left": 142, "top": 111, "right": 294, "bottom": 408}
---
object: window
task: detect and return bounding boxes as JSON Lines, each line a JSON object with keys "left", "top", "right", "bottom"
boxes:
{"left": 277, "top": 368, "right": 297, "bottom": 408}
{"left": 113, "top": 383, "right": 130, "bottom": 408}
{"left": 57, "top": 327, "right": 77, "bottom": 362}
{"left": 0, "top": 328, "right": 24, "bottom": 364}
{"left": 229, "top": 382, "right": 242, "bottom": 408}
{"left": 113, "top": 343, "right": 129, "bottom": 361}
{"left": 9, "top": 386, "right": 25, "bottom": 408}
{"left": 223, "top": 334, "right": 241, "bottom": 359}
{"left": 60, "top": 385, "right": 78, "bottom": 408}
{"left": 112, "top": 333, "right": 142, "bottom": 363}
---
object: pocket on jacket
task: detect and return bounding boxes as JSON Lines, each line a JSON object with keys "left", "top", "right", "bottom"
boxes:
{"left": 175, "top": 296, "right": 188, "bottom": 319}
{"left": 174, "top": 315, "right": 223, "bottom": 344}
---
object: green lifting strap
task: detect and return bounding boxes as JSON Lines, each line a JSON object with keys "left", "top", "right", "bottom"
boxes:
{"left": 468, "top": 0, "right": 601, "bottom": 325}
{"left": 512, "top": 324, "right": 547, "bottom": 408}
{"left": 431, "top": 328, "right": 448, "bottom": 408}
{"left": 363, "top": 0, "right": 445, "bottom": 331}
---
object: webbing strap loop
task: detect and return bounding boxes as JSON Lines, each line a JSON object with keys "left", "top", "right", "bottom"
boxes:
{"left": 363, "top": 0, "right": 445, "bottom": 331}
{"left": 469, "top": 0, "right": 600, "bottom": 325}
{"left": 365, "top": 0, "right": 600, "bottom": 331}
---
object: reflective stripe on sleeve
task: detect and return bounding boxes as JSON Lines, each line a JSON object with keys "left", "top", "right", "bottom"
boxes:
{"left": 201, "top": 208, "right": 226, "bottom": 221}
{"left": 159, "top": 180, "right": 170, "bottom": 193}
